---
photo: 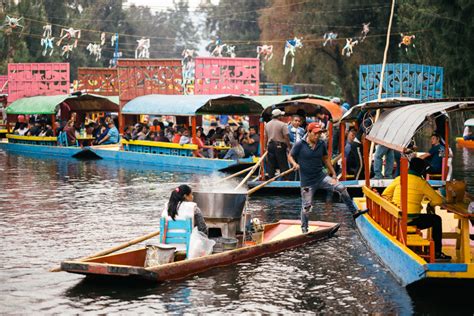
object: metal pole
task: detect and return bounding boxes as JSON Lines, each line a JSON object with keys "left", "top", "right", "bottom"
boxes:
{"left": 340, "top": 122, "right": 346, "bottom": 180}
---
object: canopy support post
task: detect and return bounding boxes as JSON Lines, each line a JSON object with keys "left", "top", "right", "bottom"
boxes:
{"left": 51, "top": 114, "right": 56, "bottom": 136}
{"left": 340, "top": 122, "right": 346, "bottom": 180}
{"left": 400, "top": 155, "right": 408, "bottom": 244}
{"left": 443, "top": 119, "right": 449, "bottom": 181}
{"left": 363, "top": 137, "right": 371, "bottom": 188}
{"left": 191, "top": 116, "right": 197, "bottom": 144}
{"left": 328, "top": 121, "right": 333, "bottom": 158}
{"left": 259, "top": 121, "right": 265, "bottom": 180}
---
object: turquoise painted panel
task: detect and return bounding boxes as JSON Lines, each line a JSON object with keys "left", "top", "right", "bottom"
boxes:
{"left": 425, "top": 263, "right": 467, "bottom": 272}
{"left": 359, "top": 63, "right": 444, "bottom": 103}
{"left": 356, "top": 214, "right": 426, "bottom": 286}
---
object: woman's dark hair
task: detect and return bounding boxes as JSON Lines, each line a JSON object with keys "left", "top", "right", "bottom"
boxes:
{"left": 167, "top": 184, "right": 192, "bottom": 220}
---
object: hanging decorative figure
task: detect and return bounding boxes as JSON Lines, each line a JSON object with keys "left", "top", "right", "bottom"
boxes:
{"left": 341, "top": 38, "right": 358, "bottom": 57}
{"left": 399, "top": 33, "right": 416, "bottom": 52}
{"left": 225, "top": 45, "right": 236, "bottom": 58}
{"left": 100, "top": 32, "right": 106, "bottom": 46}
{"left": 41, "top": 24, "right": 54, "bottom": 56}
{"left": 360, "top": 22, "right": 370, "bottom": 42}
{"left": 61, "top": 44, "right": 74, "bottom": 59}
{"left": 111, "top": 33, "right": 118, "bottom": 47}
{"left": 86, "top": 43, "right": 102, "bottom": 61}
{"left": 282, "top": 37, "right": 303, "bottom": 72}
{"left": 257, "top": 45, "right": 273, "bottom": 70}
{"left": 135, "top": 37, "right": 150, "bottom": 59}
{"left": 1, "top": 16, "right": 24, "bottom": 35}
{"left": 323, "top": 32, "right": 337, "bottom": 47}
{"left": 57, "top": 27, "right": 81, "bottom": 48}
{"left": 206, "top": 35, "right": 222, "bottom": 56}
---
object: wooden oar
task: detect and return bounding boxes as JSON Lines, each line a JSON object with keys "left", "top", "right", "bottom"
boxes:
{"left": 247, "top": 166, "right": 297, "bottom": 195}
{"left": 213, "top": 165, "right": 255, "bottom": 185}
{"left": 50, "top": 229, "right": 161, "bottom": 272}
{"left": 235, "top": 151, "right": 268, "bottom": 190}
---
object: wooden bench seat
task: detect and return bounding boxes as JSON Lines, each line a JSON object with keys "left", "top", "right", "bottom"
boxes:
{"left": 407, "top": 234, "right": 434, "bottom": 263}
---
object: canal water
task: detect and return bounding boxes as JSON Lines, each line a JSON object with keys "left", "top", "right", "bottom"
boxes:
{"left": 0, "top": 146, "right": 472, "bottom": 314}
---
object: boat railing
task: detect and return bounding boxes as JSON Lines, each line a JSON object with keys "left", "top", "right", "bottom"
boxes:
{"left": 7, "top": 134, "right": 58, "bottom": 146}
{"left": 121, "top": 139, "right": 198, "bottom": 157}
{"left": 362, "top": 186, "right": 405, "bottom": 244}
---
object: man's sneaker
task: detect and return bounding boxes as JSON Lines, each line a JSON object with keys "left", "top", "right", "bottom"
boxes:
{"left": 353, "top": 209, "right": 368, "bottom": 219}
{"left": 435, "top": 252, "right": 452, "bottom": 262}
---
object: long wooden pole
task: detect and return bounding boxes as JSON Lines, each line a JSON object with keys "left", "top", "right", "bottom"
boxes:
{"left": 247, "top": 166, "right": 296, "bottom": 195}
{"left": 235, "top": 151, "right": 268, "bottom": 190}
{"left": 369, "top": 0, "right": 396, "bottom": 169}
{"left": 214, "top": 165, "right": 255, "bottom": 184}
{"left": 50, "top": 230, "right": 161, "bottom": 272}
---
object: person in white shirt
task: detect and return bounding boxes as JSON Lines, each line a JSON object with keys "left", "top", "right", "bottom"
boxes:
{"left": 161, "top": 184, "right": 207, "bottom": 234}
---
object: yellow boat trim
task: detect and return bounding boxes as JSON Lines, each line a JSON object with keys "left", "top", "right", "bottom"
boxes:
{"left": 7, "top": 134, "right": 57, "bottom": 141}
{"left": 121, "top": 139, "right": 198, "bottom": 150}
{"left": 0, "top": 129, "right": 7, "bottom": 133}
{"left": 426, "top": 264, "right": 474, "bottom": 279}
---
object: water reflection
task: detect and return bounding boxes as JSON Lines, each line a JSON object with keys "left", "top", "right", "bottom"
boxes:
{"left": 1, "top": 147, "right": 472, "bottom": 314}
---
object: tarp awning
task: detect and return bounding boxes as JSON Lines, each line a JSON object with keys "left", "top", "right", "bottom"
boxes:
{"left": 367, "top": 101, "right": 474, "bottom": 151}
{"left": 261, "top": 97, "right": 341, "bottom": 122}
{"left": 6, "top": 94, "right": 119, "bottom": 115}
{"left": 122, "top": 94, "right": 263, "bottom": 116}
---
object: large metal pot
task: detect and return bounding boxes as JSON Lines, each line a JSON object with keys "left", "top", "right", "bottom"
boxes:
{"left": 193, "top": 191, "right": 247, "bottom": 220}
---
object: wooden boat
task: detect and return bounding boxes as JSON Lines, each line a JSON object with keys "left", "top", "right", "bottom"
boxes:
{"left": 60, "top": 219, "right": 340, "bottom": 282}
{"left": 352, "top": 99, "right": 474, "bottom": 289}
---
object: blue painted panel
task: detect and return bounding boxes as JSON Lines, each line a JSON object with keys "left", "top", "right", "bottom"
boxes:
{"left": 359, "top": 63, "right": 444, "bottom": 103}
{"left": 356, "top": 214, "right": 426, "bottom": 286}
{"left": 425, "top": 263, "right": 467, "bottom": 272}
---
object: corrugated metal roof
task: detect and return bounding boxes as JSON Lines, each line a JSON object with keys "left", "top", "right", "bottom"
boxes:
{"left": 367, "top": 101, "right": 474, "bottom": 151}
{"left": 121, "top": 94, "right": 263, "bottom": 116}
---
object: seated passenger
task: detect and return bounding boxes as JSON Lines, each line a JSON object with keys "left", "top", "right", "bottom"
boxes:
{"left": 15, "top": 123, "right": 29, "bottom": 136}
{"left": 382, "top": 158, "right": 451, "bottom": 261}
{"left": 420, "top": 133, "right": 445, "bottom": 174}
{"left": 97, "top": 121, "right": 119, "bottom": 145}
{"left": 172, "top": 129, "right": 182, "bottom": 144}
{"left": 161, "top": 184, "right": 207, "bottom": 235}
{"left": 28, "top": 121, "right": 42, "bottom": 136}
{"left": 224, "top": 139, "right": 245, "bottom": 160}
{"left": 193, "top": 129, "right": 213, "bottom": 158}
{"left": 137, "top": 125, "right": 150, "bottom": 140}
{"left": 242, "top": 126, "right": 260, "bottom": 157}
{"left": 39, "top": 124, "right": 54, "bottom": 137}
{"left": 179, "top": 129, "right": 191, "bottom": 145}
{"left": 122, "top": 126, "right": 133, "bottom": 141}
{"left": 463, "top": 125, "right": 474, "bottom": 140}
{"left": 157, "top": 130, "right": 170, "bottom": 142}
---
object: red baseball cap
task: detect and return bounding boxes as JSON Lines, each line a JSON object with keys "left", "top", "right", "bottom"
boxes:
{"left": 307, "top": 122, "right": 326, "bottom": 133}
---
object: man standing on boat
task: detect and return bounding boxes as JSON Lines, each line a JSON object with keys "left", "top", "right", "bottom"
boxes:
{"left": 382, "top": 158, "right": 451, "bottom": 261}
{"left": 288, "top": 122, "right": 357, "bottom": 233}
{"left": 264, "top": 109, "right": 291, "bottom": 180}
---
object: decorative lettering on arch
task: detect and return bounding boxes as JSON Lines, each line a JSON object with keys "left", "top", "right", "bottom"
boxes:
{"left": 117, "top": 59, "right": 183, "bottom": 105}
{"left": 7, "top": 63, "right": 70, "bottom": 103}
{"left": 359, "top": 63, "right": 443, "bottom": 103}
{"left": 77, "top": 68, "right": 119, "bottom": 96}
{"left": 194, "top": 57, "right": 259, "bottom": 96}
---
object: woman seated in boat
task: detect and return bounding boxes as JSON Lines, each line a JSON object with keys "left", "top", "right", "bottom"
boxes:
{"left": 193, "top": 129, "right": 214, "bottom": 158}
{"left": 162, "top": 184, "right": 208, "bottom": 234}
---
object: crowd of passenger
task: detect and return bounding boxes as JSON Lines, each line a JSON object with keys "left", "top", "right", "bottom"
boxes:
{"left": 122, "top": 118, "right": 260, "bottom": 159}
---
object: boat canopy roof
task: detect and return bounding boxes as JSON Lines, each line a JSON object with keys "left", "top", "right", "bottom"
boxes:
{"left": 121, "top": 94, "right": 263, "bottom": 116}
{"left": 367, "top": 101, "right": 474, "bottom": 152}
{"left": 465, "top": 118, "right": 474, "bottom": 126}
{"left": 6, "top": 94, "right": 119, "bottom": 115}
{"left": 261, "top": 97, "right": 341, "bottom": 122}
{"left": 340, "top": 97, "right": 420, "bottom": 122}
{"left": 250, "top": 94, "right": 330, "bottom": 109}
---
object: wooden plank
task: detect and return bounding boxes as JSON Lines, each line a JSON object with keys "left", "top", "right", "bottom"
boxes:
{"left": 362, "top": 186, "right": 401, "bottom": 218}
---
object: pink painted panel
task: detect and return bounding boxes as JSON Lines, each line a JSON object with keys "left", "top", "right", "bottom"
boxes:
{"left": 7, "top": 63, "right": 70, "bottom": 103}
{"left": 0, "top": 75, "right": 7, "bottom": 93}
{"left": 194, "top": 57, "right": 259, "bottom": 96}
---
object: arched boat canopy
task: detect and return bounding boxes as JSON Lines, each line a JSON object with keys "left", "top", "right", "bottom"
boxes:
{"left": 122, "top": 94, "right": 263, "bottom": 116}
{"left": 261, "top": 97, "right": 341, "bottom": 122}
{"left": 340, "top": 97, "right": 419, "bottom": 122}
{"left": 367, "top": 101, "right": 474, "bottom": 152}
{"left": 6, "top": 94, "right": 119, "bottom": 115}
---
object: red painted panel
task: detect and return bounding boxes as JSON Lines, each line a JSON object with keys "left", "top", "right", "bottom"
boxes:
{"left": 7, "top": 63, "right": 70, "bottom": 103}
{"left": 117, "top": 59, "right": 183, "bottom": 106}
{"left": 77, "top": 68, "right": 119, "bottom": 96}
{"left": 194, "top": 57, "right": 259, "bottom": 96}
{"left": 0, "top": 75, "right": 7, "bottom": 93}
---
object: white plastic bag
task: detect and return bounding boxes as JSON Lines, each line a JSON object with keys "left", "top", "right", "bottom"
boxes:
{"left": 188, "top": 227, "right": 215, "bottom": 259}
